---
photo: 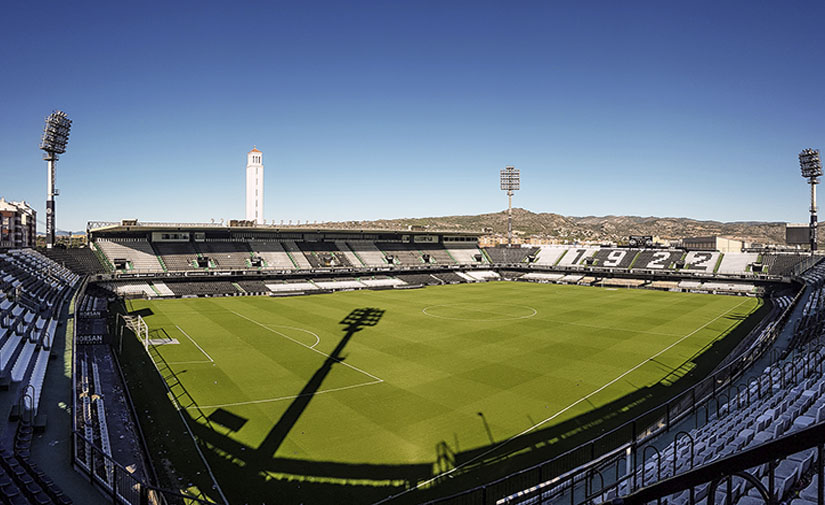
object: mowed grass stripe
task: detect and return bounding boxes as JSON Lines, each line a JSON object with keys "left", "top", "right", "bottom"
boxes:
{"left": 127, "top": 282, "right": 761, "bottom": 466}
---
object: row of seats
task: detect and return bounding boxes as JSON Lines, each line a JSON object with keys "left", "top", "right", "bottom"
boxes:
{"left": 37, "top": 248, "right": 107, "bottom": 276}
{"left": 0, "top": 250, "right": 76, "bottom": 504}
{"left": 76, "top": 355, "right": 113, "bottom": 488}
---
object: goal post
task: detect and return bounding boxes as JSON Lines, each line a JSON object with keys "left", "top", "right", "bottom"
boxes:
{"left": 115, "top": 313, "right": 150, "bottom": 354}
{"left": 138, "top": 315, "right": 149, "bottom": 351}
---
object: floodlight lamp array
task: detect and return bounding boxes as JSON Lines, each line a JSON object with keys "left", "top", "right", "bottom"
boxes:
{"left": 40, "top": 110, "right": 72, "bottom": 154}
{"left": 800, "top": 148, "right": 822, "bottom": 179}
{"left": 500, "top": 166, "right": 520, "bottom": 191}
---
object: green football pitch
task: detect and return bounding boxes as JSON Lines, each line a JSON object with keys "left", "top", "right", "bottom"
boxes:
{"left": 125, "top": 281, "right": 761, "bottom": 500}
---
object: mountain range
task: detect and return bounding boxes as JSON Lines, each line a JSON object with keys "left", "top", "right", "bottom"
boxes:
{"left": 319, "top": 208, "right": 796, "bottom": 245}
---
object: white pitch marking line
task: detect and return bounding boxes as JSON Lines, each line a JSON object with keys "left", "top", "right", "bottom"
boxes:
{"left": 265, "top": 324, "right": 321, "bottom": 349}
{"left": 372, "top": 298, "right": 750, "bottom": 505}
{"left": 166, "top": 360, "right": 213, "bottom": 365}
{"left": 542, "top": 318, "right": 684, "bottom": 338}
{"left": 175, "top": 325, "right": 214, "bottom": 363}
{"left": 421, "top": 303, "right": 538, "bottom": 321}
{"left": 188, "top": 380, "right": 384, "bottom": 410}
{"left": 227, "top": 309, "right": 384, "bottom": 383}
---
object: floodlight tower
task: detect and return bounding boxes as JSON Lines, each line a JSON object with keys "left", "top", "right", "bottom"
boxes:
{"left": 800, "top": 148, "right": 822, "bottom": 253}
{"left": 39, "top": 111, "right": 72, "bottom": 249}
{"left": 499, "top": 165, "right": 520, "bottom": 246}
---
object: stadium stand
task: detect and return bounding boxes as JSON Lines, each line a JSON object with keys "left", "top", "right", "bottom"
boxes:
{"left": 378, "top": 242, "right": 424, "bottom": 265}
{"left": 282, "top": 240, "right": 312, "bottom": 269}
{"left": 631, "top": 249, "right": 681, "bottom": 269}
{"left": 678, "top": 280, "right": 703, "bottom": 290}
{"left": 95, "top": 238, "right": 163, "bottom": 272}
{"left": 249, "top": 240, "right": 296, "bottom": 270}
{"left": 532, "top": 245, "right": 567, "bottom": 266}
{"left": 717, "top": 252, "right": 759, "bottom": 274}
{"left": 313, "top": 278, "right": 365, "bottom": 290}
{"left": 235, "top": 279, "right": 271, "bottom": 294}
{"left": 151, "top": 281, "right": 174, "bottom": 297}
{"left": 196, "top": 241, "right": 253, "bottom": 269}
{"left": 444, "top": 243, "right": 485, "bottom": 264}
{"left": 152, "top": 242, "right": 198, "bottom": 271}
{"left": 297, "top": 241, "right": 352, "bottom": 268}
{"left": 683, "top": 251, "right": 721, "bottom": 272}
{"left": 592, "top": 248, "right": 639, "bottom": 268}
{"left": 702, "top": 281, "right": 757, "bottom": 294}
{"left": 764, "top": 253, "right": 809, "bottom": 276}
{"left": 39, "top": 247, "right": 108, "bottom": 275}
{"left": 393, "top": 273, "right": 441, "bottom": 286}
{"left": 601, "top": 278, "right": 646, "bottom": 288}
{"left": 265, "top": 280, "right": 318, "bottom": 293}
{"left": 104, "top": 282, "right": 155, "bottom": 297}
{"left": 463, "top": 270, "right": 500, "bottom": 281}
{"left": 346, "top": 241, "right": 388, "bottom": 267}
{"left": 166, "top": 281, "right": 238, "bottom": 296}
{"left": 359, "top": 276, "right": 405, "bottom": 287}
{"left": 484, "top": 246, "right": 539, "bottom": 264}
{"left": 418, "top": 245, "right": 456, "bottom": 264}
{"left": 521, "top": 272, "right": 565, "bottom": 282}
{"left": 333, "top": 241, "right": 366, "bottom": 267}
{"left": 0, "top": 249, "right": 77, "bottom": 504}
{"left": 431, "top": 272, "right": 466, "bottom": 284}
{"left": 557, "top": 247, "right": 599, "bottom": 267}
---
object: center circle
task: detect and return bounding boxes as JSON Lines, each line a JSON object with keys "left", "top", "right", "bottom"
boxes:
{"left": 422, "top": 303, "right": 537, "bottom": 321}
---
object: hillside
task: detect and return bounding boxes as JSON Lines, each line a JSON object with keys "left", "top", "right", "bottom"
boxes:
{"left": 319, "top": 208, "right": 793, "bottom": 245}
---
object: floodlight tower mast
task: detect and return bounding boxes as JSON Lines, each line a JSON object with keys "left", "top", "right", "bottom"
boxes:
{"left": 800, "top": 148, "right": 822, "bottom": 253}
{"left": 39, "top": 111, "right": 72, "bottom": 249}
{"left": 500, "top": 165, "right": 520, "bottom": 247}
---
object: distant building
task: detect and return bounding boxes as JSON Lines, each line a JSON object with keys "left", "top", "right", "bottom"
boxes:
{"left": 681, "top": 235, "right": 742, "bottom": 253}
{"left": 245, "top": 147, "right": 264, "bottom": 224}
{"left": 0, "top": 198, "right": 36, "bottom": 248}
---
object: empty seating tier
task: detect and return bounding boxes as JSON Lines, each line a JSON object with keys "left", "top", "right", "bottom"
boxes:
{"left": 631, "top": 249, "right": 682, "bottom": 270}
{"left": 95, "top": 238, "right": 163, "bottom": 272}
{"left": 197, "top": 241, "right": 252, "bottom": 269}
{"left": 592, "top": 248, "right": 639, "bottom": 268}
{"left": 152, "top": 242, "right": 198, "bottom": 271}
{"left": 484, "top": 246, "right": 539, "bottom": 264}
{"left": 717, "top": 252, "right": 759, "bottom": 274}
{"left": 38, "top": 247, "right": 108, "bottom": 275}
{"left": 250, "top": 241, "right": 296, "bottom": 270}
{"left": 378, "top": 243, "right": 424, "bottom": 265}
{"left": 347, "top": 241, "right": 388, "bottom": 266}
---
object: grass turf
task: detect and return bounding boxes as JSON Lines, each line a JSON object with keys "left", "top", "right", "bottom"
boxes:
{"left": 124, "top": 281, "right": 761, "bottom": 502}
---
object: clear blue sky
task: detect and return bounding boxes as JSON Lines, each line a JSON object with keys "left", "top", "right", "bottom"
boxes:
{"left": 1, "top": 1, "right": 823, "bottom": 233}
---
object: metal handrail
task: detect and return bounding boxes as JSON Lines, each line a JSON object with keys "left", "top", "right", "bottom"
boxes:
{"left": 618, "top": 421, "right": 825, "bottom": 505}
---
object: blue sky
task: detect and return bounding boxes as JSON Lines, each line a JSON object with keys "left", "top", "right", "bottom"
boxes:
{"left": 1, "top": 1, "right": 823, "bottom": 233}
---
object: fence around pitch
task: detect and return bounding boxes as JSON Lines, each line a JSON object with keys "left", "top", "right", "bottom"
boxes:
{"left": 403, "top": 279, "right": 806, "bottom": 505}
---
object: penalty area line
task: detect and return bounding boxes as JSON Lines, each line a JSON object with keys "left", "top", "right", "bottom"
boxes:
{"left": 226, "top": 309, "right": 384, "bottom": 383}
{"left": 188, "top": 379, "right": 384, "bottom": 409}
{"left": 371, "top": 298, "right": 749, "bottom": 505}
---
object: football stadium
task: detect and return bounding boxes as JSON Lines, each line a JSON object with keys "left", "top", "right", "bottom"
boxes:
{"left": 5, "top": 199, "right": 825, "bottom": 505}
{"left": 4, "top": 4, "right": 825, "bottom": 505}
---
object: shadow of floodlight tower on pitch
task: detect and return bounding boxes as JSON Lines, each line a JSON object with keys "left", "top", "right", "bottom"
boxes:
{"left": 256, "top": 307, "right": 385, "bottom": 458}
